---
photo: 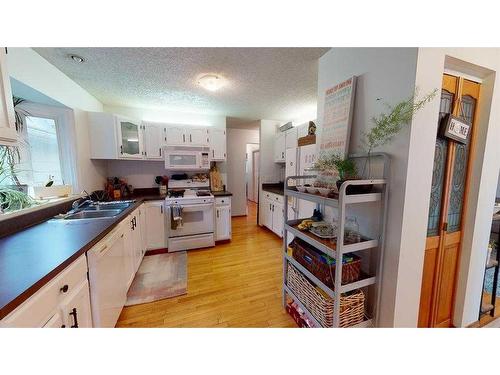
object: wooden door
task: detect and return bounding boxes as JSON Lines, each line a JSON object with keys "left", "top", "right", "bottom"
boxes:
{"left": 418, "top": 74, "right": 481, "bottom": 327}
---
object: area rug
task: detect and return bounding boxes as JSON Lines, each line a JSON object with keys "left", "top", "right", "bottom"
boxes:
{"left": 125, "top": 252, "right": 187, "bottom": 306}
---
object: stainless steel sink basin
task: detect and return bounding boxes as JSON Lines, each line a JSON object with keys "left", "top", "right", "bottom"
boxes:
{"left": 64, "top": 209, "right": 122, "bottom": 220}
{"left": 84, "top": 202, "right": 132, "bottom": 211}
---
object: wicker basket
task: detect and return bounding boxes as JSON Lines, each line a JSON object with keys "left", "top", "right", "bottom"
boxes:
{"left": 291, "top": 238, "right": 361, "bottom": 288}
{"left": 286, "top": 263, "right": 365, "bottom": 327}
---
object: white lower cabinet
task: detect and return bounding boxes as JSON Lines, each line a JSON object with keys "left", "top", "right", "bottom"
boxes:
{"left": 0, "top": 255, "right": 90, "bottom": 328}
{"left": 260, "top": 191, "right": 284, "bottom": 238}
{"left": 60, "top": 279, "right": 93, "bottom": 328}
{"left": 215, "top": 197, "right": 231, "bottom": 241}
{"left": 145, "top": 200, "right": 166, "bottom": 250}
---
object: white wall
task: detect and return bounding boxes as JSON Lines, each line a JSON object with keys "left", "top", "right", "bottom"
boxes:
{"left": 317, "top": 48, "right": 420, "bottom": 326}
{"left": 6, "top": 48, "right": 107, "bottom": 192}
{"left": 246, "top": 143, "right": 260, "bottom": 202}
{"left": 411, "top": 48, "right": 500, "bottom": 327}
{"left": 226, "top": 128, "right": 259, "bottom": 216}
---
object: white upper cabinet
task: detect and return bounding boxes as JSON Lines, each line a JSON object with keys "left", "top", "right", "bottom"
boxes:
{"left": 274, "top": 132, "right": 286, "bottom": 162}
{"left": 0, "top": 48, "right": 17, "bottom": 146}
{"left": 209, "top": 128, "right": 226, "bottom": 161}
{"left": 188, "top": 127, "right": 209, "bottom": 146}
{"left": 89, "top": 112, "right": 143, "bottom": 160}
{"left": 166, "top": 126, "right": 187, "bottom": 145}
{"left": 116, "top": 116, "right": 144, "bottom": 159}
{"left": 142, "top": 123, "right": 163, "bottom": 159}
{"left": 285, "top": 127, "right": 298, "bottom": 149}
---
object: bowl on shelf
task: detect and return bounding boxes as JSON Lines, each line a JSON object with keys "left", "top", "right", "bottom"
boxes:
{"left": 317, "top": 187, "right": 331, "bottom": 197}
{"left": 306, "top": 186, "right": 318, "bottom": 194}
{"left": 296, "top": 186, "right": 307, "bottom": 193}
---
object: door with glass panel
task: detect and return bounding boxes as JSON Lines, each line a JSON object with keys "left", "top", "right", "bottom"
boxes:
{"left": 117, "top": 117, "right": 143, "bottom": 158}
{"left": 418, "top": 74, "right": 481, "bottom": 327}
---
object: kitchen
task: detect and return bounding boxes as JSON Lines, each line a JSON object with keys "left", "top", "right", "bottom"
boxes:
{"left": 0, "top": 47, "right": 325, "bottom": 328}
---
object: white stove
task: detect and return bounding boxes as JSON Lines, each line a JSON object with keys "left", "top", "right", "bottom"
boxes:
{"left": 165, "top": 179, "right": 215, "bottom": 252}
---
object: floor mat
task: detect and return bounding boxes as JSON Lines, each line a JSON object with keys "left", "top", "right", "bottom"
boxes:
{"left": 125, "top": 252, "right": 187, "bottom": 306}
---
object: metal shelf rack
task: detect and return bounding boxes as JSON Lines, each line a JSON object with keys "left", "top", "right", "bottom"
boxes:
{"left": 282, "top": 153, "right": 390, "bottom": 328}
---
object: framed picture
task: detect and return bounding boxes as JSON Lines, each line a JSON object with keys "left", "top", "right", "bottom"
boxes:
{"left": 440, "top": 114, "right": 471, "bottom": 144}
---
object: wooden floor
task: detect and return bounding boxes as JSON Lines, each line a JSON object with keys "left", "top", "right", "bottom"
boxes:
{"left": 116, "top": 201, "right": 297, "bottom": 328}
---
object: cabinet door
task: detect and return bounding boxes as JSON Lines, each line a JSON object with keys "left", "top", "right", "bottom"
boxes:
{"left": 264, "top": 199, "right": 274, "bottom": 230}
{"left": 145, "top": 201, "right": 166, "bottom": 250}
{"left": 166, "top": 126, "right": 186, "bottom": 146}
{"left": 285, "top": 148, "right": 298, "bottom": 180}
{"left": 0, "top": 48, "right": 17, "bottom": 146}
{"left": 117, "top": 117, "right": 143, "bottom": 159}
{"left": 143, "top": 123, "right": 163, "bottom": 159}
{"left": 285, "top": 127, "right": 298, "bottom": 149}
{"left": 60, "top": 279, "right": 93, "bottom": 328}
{"left": 209, "top": 128, "right": 226, "bottom": 161}
{"left": 122, "top": 215, "right": 136, "bottom": 288}
{"left": 274, "top": 132, "right": 285, "bottom": 162}
{"left": 139, "top": 205, "right": 147, "bottom": 258}
{"left": 132, "top": 213, "right": 143, "bottom": 272}
{"left": 215, "top": 205, "right": 231, "bottom": 241}
{"left": 43, "top": 310, "right": 65, "bottom": 328}
{"left": 272, "top": 202, "right": 284, "bottom": 238}
{"left": 188, "top": 127, "right": 209, "bottom": 146}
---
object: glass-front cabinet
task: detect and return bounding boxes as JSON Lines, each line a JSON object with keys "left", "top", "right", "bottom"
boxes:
{"left": 117, "top": 117, "right": 143, "bottom": 158}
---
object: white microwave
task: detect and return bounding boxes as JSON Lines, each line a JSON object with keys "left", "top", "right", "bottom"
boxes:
{"left": 164, "top": 146, "right": 210, "bottom": 170}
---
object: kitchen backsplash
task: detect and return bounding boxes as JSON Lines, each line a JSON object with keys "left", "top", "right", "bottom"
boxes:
{"left": 105, "top": 160, "right": 227, "bottom": 189}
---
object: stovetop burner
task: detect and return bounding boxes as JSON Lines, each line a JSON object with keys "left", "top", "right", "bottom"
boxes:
{"left": 168, "top": 189, "right": 185, "bottom": 198}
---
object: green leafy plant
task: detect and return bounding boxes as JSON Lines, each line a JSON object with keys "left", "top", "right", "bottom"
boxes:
{"left": 361, "top": 88, "right": 438, "bottom": 177}
{"left": 313, "top": 152, "right": 357, "bottom": 180}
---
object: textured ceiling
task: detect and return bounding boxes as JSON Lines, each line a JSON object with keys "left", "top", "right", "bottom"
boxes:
{"left": 33, "top": 47, "right": 329, "bottom": 120}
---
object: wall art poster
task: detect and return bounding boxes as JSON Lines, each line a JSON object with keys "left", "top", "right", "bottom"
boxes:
{"left": 319, "top": 76, "right": 357, "bottom": 158}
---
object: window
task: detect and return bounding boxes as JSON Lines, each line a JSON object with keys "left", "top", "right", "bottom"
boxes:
{"left": 24, "top": 116, "right": 64, "bottom": 187}
{"left": 11, "top": 102, "right": 78, "bottom": 198}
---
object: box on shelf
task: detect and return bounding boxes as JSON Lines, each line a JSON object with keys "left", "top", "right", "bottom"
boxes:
{"left": 297, "top": 134, "right": 316, "bottom": 147}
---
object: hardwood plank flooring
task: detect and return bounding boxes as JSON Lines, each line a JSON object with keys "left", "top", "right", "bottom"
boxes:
{"left": 116, "top": 201, "right": 297, "bottom": 328}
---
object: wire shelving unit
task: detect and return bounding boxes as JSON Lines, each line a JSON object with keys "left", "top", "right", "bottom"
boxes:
{"left": 282, "top": 153, "right": 390, "bottom": 328}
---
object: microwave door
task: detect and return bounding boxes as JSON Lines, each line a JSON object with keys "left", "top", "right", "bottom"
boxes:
{"left": 166, "top": 153, "right": 198, "bottom": 170}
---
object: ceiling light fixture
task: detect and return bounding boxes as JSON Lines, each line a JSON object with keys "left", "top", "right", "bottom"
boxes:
{"left": 68, "top": 54, "right": 85, "bottom": 63}
{"left": 197, "top": 74, "right": 225, "bottom": 92}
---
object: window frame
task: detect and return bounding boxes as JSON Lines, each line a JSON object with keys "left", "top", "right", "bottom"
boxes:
{"left": 15, "top": 101, "right": 79, "bottom": 194}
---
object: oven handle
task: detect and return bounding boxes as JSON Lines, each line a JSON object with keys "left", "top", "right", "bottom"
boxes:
{"left": 167, "top": 203, "right": 214, "bottom": 211}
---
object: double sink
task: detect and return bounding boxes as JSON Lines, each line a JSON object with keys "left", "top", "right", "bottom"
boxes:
{"left": 61, "top": 201, "right": 135, "bottom": 220}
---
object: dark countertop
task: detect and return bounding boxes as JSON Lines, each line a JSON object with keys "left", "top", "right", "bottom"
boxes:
{"left": 0, "top": 192, "right": 165, "bottom": 320}
{"left": 262, "top": 183, "right": 284, "bottom": 196}
{"left": 211, "top": 191, "right": 233, "bottom": 197}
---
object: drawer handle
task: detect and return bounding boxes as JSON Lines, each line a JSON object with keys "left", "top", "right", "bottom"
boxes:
{"left": 99, "top": 245, "right": 108, "bottom": 253}
{"left": 69, "top": 308, "right": 79, "bottom": 328}
{"left": 60, "top": 284, "right": 69, "bottom": 293}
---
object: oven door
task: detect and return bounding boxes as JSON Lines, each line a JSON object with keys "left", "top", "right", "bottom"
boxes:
{"left": 167, "top": 203, "right": 214, "bottom": 237}
{"left": 165, "top": 152, "right": 200, "bottom": 170}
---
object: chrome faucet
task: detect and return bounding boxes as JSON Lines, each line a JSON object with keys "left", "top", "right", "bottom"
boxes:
{"left": 72, "top": 190, "right": 93, "bottom": 211}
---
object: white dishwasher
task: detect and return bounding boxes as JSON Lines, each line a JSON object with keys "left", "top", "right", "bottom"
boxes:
{"left": 87, "top": 226, "right": 127, "bottom": 328}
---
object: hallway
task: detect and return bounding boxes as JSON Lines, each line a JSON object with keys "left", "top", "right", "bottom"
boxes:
{"left": 117, "top": 201, "right": 296, "bottom": 327}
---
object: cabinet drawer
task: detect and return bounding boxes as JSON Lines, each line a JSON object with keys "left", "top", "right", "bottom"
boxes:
{"left": 0, "top": 255, "right": 88, "bottom": 327}
{"left": 215, "top": 197, "right": 231, "bottom": 206}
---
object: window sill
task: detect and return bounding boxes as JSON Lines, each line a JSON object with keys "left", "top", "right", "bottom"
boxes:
{"left": 0, "top": 195, "right": 82, "bottom": 223}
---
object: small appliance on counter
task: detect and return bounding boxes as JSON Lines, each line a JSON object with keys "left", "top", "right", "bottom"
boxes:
{"left": 155, "top": 175, "right": 168, "bottom": 196}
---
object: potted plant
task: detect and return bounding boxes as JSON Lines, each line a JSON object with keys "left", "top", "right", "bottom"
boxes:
{"left": 361, "top": 89, "right": 438, "bottom": 178}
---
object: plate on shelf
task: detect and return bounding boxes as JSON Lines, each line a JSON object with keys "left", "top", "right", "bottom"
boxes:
{"left": 309, "top": 225, "right": 337, "bottom": 239}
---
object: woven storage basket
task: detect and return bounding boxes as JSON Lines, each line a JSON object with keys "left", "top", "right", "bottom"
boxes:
{"left": 286, "top": 263, "right": 365, "bottom": 327}
{"left": 291, "top": 238, "right": 361, "bottom": 288}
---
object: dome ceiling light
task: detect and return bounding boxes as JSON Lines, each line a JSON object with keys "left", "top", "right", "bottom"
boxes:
{"left": 68, "top": 54, "right": 85, "bottom": 63}
{"left": 197, "top": 74, "right": 225, "bottom": 92}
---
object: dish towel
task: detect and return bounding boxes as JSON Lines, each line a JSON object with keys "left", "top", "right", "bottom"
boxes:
{"left": 171, "top": 204, "right": 183, "bottom": 229}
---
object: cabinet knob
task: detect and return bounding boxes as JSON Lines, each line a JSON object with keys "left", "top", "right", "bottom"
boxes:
{"left": 60, "top": 284, "right": 69, "bottom": 293}
{"left": 61, "top": 324, "right": 66, "bottom": 328}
